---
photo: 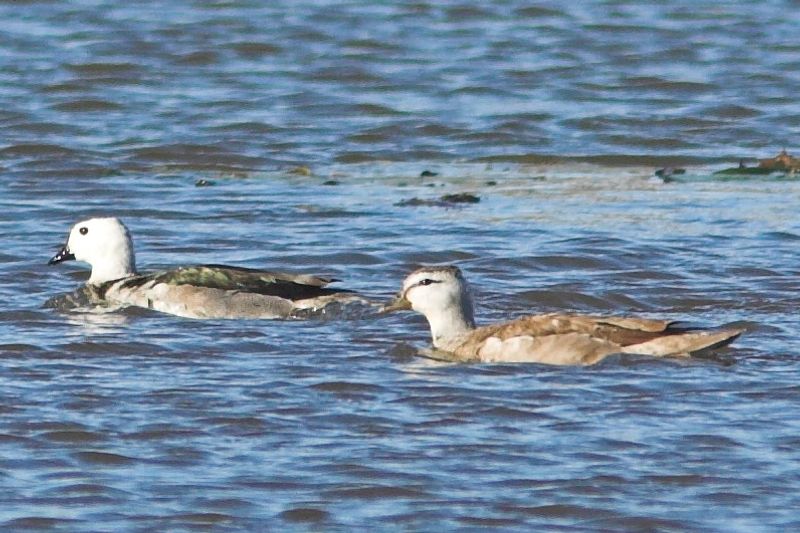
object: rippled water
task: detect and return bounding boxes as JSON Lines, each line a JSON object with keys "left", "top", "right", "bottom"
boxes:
{"left": 2, "top": 1, "right": 800, "bottom": 530}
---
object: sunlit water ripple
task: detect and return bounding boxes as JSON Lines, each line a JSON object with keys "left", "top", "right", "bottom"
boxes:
{"left": 2, "top": 0, "right": 800, "bottom": 530}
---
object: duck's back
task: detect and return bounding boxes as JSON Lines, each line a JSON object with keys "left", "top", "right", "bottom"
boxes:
{"left": 148, "top": 265, "right": 349, "bottom": 300}
{"left": 449, "top": 313, "right": 739, "bottom": 365}
{"left": 100, "top": 265, "right": 353, "bottom": 319}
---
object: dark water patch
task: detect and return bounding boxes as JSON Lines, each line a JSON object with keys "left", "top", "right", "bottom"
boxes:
{"left": 455, "top": 130, "right": 546, "bottom": 147}
{"left": 63, "top": 76, "right": 145, "bottom": 87}
{"left": 0, "top": 343, "right": 51, "bottom": 357}
{"left": 620, "top": 269, "right": 686, "bottom": 282}
{"left": 1, "top": 455, "right": 75, "bottom": 475}
{"left": 125, "top": 143, "right": 265, "bottom": 165}
{"left": 479, "top": 405, "right": 540, "bottom": 419}
{"left": 604, "top": 135, "right": 699, "bottom": 150}
{"left": 702, "top": 491, "right": 752, "bottom": 505}
{"left": 335, "top": 150, "right": 453, "bottom": 164}
{"left": 393, "top": 250, "right": 480, "bottom": 265}
{"left": 356, "top": 103, "right": 407, "bottom": 117}
{"left": 208, "top": 121, "right": 280, "bottom": 134}
{"left": 10, "top": 421, "right": 90, "bottom": 434}
{"left": 680, "top": 433, "right": 743, "bottom": 450}
{"left": 444, "top": 4, "right": 496, "bottom": 20}
{"left": 38, "top": 430, "right": 106, "bottom": 444}
{"left": 600, "top": 291, "right": 651, "bottom": 310}
{"left": 228, "top": 41, "right": 282, "bottom": 57}
{"left": 234, "top": 477, "right": 312, "bottom": 492}
{"left": 517, "top": 290, "right": 615, "bottom": 311}
{"left": 12, "top": 164, "right": 120, "bottom": 179}
{"left": 279, "top": 507, "right": 330, "bottom": 523}
{"left": 73, "top": 451, "right": 138, "bottom": 466}
{"left": 502, "top": 503, "right": 617, "bottom": 521}
{"left": 199, "top": 498, "right": 258, "bottom": 512}
{"left": 321, "top": 485, "right": 430, "bottom": 500}
{"left": 570, "top": 114, "right": 722, "bottom": 132}
{"left": 59, "top": 341, "right": 168, "bottom": 357}
{"left": 704, "top": 104, "right": 762, "bottom": 119}
{"left": 51, "top": 99, "right": 124, "bottom": 112}
{"left": 39, "top": 483, "right": 131, "bottom": 498}
{"left": 577, "top": 154, "right": 713, "bottom": 167}
{"left": 0, "top": 433, "right": 34, "bottom": 445}
{"left": 66, "top": 61, "right": 144, "bottom": 76}
{"left": 173, "top": 50, "right": 220, "bottom": 66}
{"left": 623, "top": 76, "right": 713, "bottom": 94}
{"left": 9, "top": 121, "right": 79, "bottom": 134}
{"left": 761, "top": 231, "right": 800, "bottom": 241}
{"left": 648, "top": 294, "right": 733, "bottom": 311}
{"left": 39, "top": 81, "right": 91, "bottom": 93}
{"left": 448, "top": 85, "right": 516, "bottom": 97}
{"left": 0, "top": 251, "right": 22, "bottom": 264}
{"left": 0, "top": 143, "right": 80, "bottom": 157}
{"left": 147, "top": 387, "right": 221, "bottom": 399}
{"left": 2, "top": 517, "right": 84, "bottom": 529}
{"left": 305, "top": 65, "right": 386, "bottom": 84}
{"left": 513, "top": 6, "right": 565, "bottom": 18}
{"left": 311, "top": 380, "right": 384, "bottom": 395}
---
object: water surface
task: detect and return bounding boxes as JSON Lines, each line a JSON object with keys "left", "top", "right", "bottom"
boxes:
{"left": 2, "top": 1, "right": 800, "bottom": 530}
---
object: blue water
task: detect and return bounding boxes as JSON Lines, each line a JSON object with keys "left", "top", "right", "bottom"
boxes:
{"left": 1, "top": 1, "right": 800, "bottom": 530}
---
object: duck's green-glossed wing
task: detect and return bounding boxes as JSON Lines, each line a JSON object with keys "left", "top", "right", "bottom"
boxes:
{"left": 140, "top": 265, "right": 352, "bottom": 301}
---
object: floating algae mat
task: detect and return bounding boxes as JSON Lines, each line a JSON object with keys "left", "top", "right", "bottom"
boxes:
{"left": 715, "top": 150, "right": 800, "bottom": 176}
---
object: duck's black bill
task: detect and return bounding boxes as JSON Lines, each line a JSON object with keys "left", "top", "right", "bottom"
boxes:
{"left": 49, "top": 246, "right": 75, "bottom": 265}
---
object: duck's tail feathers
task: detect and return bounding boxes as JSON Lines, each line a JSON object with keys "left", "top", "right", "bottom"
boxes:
{"left": 622, "top": 327, "right": 745, "bottom": 358}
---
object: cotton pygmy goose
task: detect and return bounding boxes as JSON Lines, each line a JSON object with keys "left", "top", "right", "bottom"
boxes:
{"left": 48, "top": 217, "right": 360, "bottom": 319}
{"left": 383, "top": 265, "right": 743, "bottom": 365}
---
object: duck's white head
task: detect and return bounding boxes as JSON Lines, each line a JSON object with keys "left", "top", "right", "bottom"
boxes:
{"left": 49, "top": 217, "right": 137, "bottom": 284}
{"left": 385, "top": 265, "right": 476, "bottom": 346}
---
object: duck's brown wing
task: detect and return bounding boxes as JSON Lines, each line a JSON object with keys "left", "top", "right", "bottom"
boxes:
{"left": 463, "top": 313, "right": 741, "bottom": 363}
{"left": 471, "top": 313, "right": 675, "bottom": 347}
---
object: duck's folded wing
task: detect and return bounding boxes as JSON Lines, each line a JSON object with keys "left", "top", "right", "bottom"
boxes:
{"left": 473, "top": 313, "right": 679, "bottom": 347}
{"left": 144, "top": 265, "right": 351, "bottom": 301}
{"left": 583, "top": 315, "right": 673, "bottom": 333}
{"left": 457, "top": 313, "right": 741, "bottom": 364}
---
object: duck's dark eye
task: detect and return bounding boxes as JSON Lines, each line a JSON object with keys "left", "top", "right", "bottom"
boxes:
{"left": 79, "top": 227, "right": 88, "bottom": 235}
{"left": 418, "top": 279, "right": 435, "bottom": 286}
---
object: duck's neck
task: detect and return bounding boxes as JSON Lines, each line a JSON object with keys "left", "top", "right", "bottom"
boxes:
{"left": 88, "top": 252, "right": 137, "bottom": 284}
{"left": 425, "top": 300, "right": 477, "bottom": 349}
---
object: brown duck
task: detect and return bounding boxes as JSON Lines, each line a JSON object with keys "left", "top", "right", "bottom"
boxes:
{"left": 384, "top": 266, "right": 744, "bottom": 365}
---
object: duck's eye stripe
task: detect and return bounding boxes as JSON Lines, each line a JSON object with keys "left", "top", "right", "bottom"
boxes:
{"left": 79, "top": 227, "right": 88, "bottom": 235}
